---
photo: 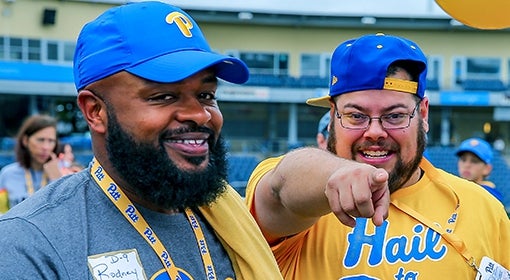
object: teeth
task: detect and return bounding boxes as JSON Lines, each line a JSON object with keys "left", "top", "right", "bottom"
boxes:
{"left": 170, "top": 139, "right": 206, "bottom": 145}
{"left": 363, "top": 150, "right": 388, "bottom": 158}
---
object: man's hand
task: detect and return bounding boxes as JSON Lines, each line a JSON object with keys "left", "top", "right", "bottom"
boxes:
{"left": 325, "top": 164, "right": 389, "bottom": 228}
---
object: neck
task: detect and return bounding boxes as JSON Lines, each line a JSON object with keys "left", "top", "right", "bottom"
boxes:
{"left": 409, "top": 168, "right": 423, "bottom": 185}
{"left": 30, "top": 161, "right": 44, "bottom": 171}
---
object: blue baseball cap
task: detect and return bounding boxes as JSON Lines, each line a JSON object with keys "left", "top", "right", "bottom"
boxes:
{"left": 73, "top": 1, "right": 249, "bottom": 90}
{"left": 456, "top": 138, "right": 493, "bottom": 164}
{"left": 307, "top": 33, "right": 427, "bottom": 108}
{"left": 317, "top": 112, "right": 330, "bottom": 135}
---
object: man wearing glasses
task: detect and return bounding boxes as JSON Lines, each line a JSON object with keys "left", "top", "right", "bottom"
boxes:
{"left": 245, "top": 33, "right": 510, "bottom": 279}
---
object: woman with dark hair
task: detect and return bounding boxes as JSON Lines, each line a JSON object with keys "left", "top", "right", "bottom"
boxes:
{"left": 56, "top": 142, "right": 84, "bottom": 175}
{"left": 0, "top": 114, "right": 62, "bottom": 213}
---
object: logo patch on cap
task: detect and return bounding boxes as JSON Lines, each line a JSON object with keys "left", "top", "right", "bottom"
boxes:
{"left": 331, "top": 76, "right": 338, "bottom": 86}
{"left": 166, "top": 12, "right": 194, "bottom": 38}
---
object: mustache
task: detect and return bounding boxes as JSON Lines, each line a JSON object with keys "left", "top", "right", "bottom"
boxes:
{"left": 355, "top": 140, "right": 399, "bottom": 151}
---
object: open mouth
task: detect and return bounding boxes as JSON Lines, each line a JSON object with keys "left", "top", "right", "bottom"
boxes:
{"left": 168, "top": 139, "right": 207, "bottom": 145}
{"left": 361, "top": 150, "right": 390, "bottom": 158}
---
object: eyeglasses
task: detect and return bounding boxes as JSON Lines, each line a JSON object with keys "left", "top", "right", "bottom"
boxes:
{"left": 335, "top": 102, "right": 420, "bottom": 130}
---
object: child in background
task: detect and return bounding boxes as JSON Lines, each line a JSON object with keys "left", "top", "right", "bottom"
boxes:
{"left": 456, "top": 137, "right": 504, "bottom": 204}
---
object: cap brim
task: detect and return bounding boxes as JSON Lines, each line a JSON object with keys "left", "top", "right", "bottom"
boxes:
{"left": 456, "top": 148, "right": 489, "bottom": 164}
{"left": 306, "top": 95, "right": 331, "bottom": 108}
{"left": 126, "top": 50, "right": 249, "bottom": 84}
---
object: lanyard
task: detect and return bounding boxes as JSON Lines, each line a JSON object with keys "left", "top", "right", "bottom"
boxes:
{"left": 90, "top": 158, "right": 217, "bottom": 280}
{"left": 391, "top": 182, "right": 479, "bottom": 273}
{"left": 24, "top": 169, "right": 47, "bottom": 195}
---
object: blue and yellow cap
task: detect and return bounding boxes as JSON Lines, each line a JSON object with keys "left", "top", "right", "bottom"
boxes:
{"left": 307, "top": 33, "right": 427, "bottom": 108}
{"left": 73, "top": 1, "right": 249, "bottom": 90}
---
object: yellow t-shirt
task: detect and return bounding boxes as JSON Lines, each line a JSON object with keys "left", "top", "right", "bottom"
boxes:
{"left": 246, "top": 157, "right": 510, "bottom": 280}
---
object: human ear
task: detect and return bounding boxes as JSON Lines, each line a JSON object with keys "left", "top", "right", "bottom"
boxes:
{"left": 77, "top": 90, "right": 107, "bottom": 134}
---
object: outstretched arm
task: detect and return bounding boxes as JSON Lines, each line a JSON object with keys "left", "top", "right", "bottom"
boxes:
{"left": 250, "top": 147, "right": 389, "bottom": 243}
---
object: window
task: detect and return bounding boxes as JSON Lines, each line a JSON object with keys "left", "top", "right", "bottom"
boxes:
{"left": 453, "top": 56, "right": 504, "bottom": 90}
{"left": 453, "top": 56, "right": 501, "bottom": 81}
{"left": 27, "top": 39, "right": 41, "bottom": 61}
{"left": 0, "top": 36, "right": 75, "bottom": 64}
{"left": 426, "top": 56, "right": 442, "bottom": 90}
{"left": 63, "top": 42, "right": 75, "bottom": 62}
{"left": 8, "top": 37, "right": 23, "bottom": 60}
{"left": 227, "top": 50, "right": 289, "bottom": 75}
{"left": 46, "top": 41, "right": 59, "bottom": 62}
{"left": 0, "top": 36, "right": 4, "bottom": 60}
{"left": 466, "top": 58, "right": 500, "bottom": 78}
{"left": 300, "top": 53, "right": 330, "bottom": 77}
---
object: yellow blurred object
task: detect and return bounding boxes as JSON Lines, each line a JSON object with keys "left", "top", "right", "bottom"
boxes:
{"left": 436, "top": 0, "right": 510, "bottom": 30}
{"left": 0, "top": 189, "right": 9, "bottom": 214}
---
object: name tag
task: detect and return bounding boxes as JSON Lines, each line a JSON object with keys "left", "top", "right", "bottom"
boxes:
{"left": 88, "top": 249, "right": 147, "bottom": 280}
{"left": 476, "top": 256, "right": 510, "bottom": 280}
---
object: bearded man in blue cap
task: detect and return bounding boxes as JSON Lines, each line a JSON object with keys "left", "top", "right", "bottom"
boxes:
{"left": 0, "top": 2, "right": 283, "bottom": 279}
{"left": 245, "top": 33, "right": 510, "bottom": 279}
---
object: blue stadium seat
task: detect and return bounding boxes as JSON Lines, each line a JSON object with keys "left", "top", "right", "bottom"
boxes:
{"left": 298, "top": 76, "right": 329, "bottom": 88}
{"left": 425, "top": 145, "right": 510, "bottom": 208}
{"left": 244, "top": 74, "right": 329, "bottom": 88}
{"left": 462, "top": 79, "right": 506, "bottom": 91}
{"left": 0, "top": 137, "right": 16, "bottom": 151}
{"left": 426, "top": 79, "right": 440, "bottom": 91}
{"left": 245, "top": 74, "right": 285, "bottom": 87}
{"left": 0, "top": 154, "right": 15, "bottom": 169}
{"left": 227, "top": 154, "right": 261, "bottom": 196}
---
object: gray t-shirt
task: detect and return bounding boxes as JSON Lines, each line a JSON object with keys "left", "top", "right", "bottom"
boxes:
{"left": 0, "top": 168, "right": 234, "bottom": 279}
{"left": 0, "top": 162, "right": 47, "bottom": 208}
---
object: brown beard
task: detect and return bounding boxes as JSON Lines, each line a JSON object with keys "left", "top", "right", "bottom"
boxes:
{"left": 327, "top": 118, "right": 426, "bottom": 193}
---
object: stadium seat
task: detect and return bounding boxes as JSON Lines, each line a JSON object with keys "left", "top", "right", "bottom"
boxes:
{"left": 426, "top": 79, "right": 440, "bottom": 91}
{"left": 227, "top": 154, "right": 261, "bottom": 196}
{"left": 425, "top": 145, "right": 510, "bottom": 207}
{"left": 462, "top": 79, "right": 506, "bottom": 91}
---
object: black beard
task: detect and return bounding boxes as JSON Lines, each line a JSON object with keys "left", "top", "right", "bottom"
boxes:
{"left": 105, "top": 109, "right": 228, "bottom": 211}
{"left": 327, "top": 118, "right": 426, "bottom": 193}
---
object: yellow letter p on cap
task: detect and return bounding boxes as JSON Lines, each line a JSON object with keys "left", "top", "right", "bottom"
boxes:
{"left": 436, "top": 0, "right": 510, "bottom": 30}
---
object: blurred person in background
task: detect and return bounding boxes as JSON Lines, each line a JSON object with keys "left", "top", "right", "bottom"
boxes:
{"left": 316, "top": 112, "right": 330, "bottom": 150}
{"left": 0, "top": 114, "right": 62, "bottom": 213}
{"left": 56, "top": 142, "right": 84, "bottom": 175}
{"left": 456, "top": 137, "right": 505, "bottom": 204}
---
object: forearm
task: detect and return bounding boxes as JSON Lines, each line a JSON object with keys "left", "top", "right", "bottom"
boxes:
{"left": 254, "top": 147, "right": 353, "bottom": 239}
{"left": 253, "top": 146, "right": 389, "bottom": 241}
{"left": 274, "top": 147, "right": 348, "bottom": 217}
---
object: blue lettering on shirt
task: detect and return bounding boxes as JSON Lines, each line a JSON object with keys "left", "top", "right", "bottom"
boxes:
{"left": 344, "top": 218, "right": 447, "bottom": 268}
